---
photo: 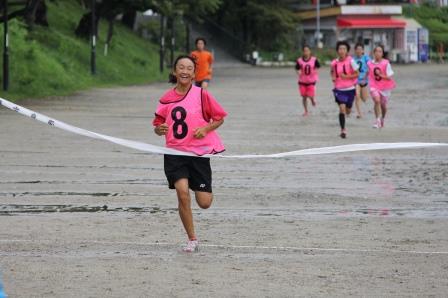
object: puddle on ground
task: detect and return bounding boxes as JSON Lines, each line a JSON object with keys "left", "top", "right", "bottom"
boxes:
{"left": 0, "top": 205, "right": 447, "bottom": 219}
{"left": 0, "top": 204, "right": 176, "bottom": 215}
{"left": 207, "top": 207, "right": 448, "bottom": 219}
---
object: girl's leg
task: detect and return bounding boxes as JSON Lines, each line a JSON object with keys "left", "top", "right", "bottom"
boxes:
{"left": 346, "top": 106, "right": 352, "bottom": 116}
{"left": 174, "top": 178, "right": 196, "bottom": 240}
{"left": 194, "top": 191, "right": 213, "bottom": 209}
{"left": 373, "top": 97, "right": 382, "bottom": 128}
{"left": 381, "top": 101, "right": 387, "bottom": 119}
{"left": 338, "top": 103, "right": 347, "bottom": 138}
{"left": 361, "top": 86, "right": 369, "bottom": 102}
{"left": 201, "top": 81, "right": 209, "bottom": 89}
{"left": 355, "top": 85, "right": 363, "bottom": 118}
{"left": 380, "top": 99, "right": 387, "bottom": 127}
{"left": 302, "top": 96, "right": 309, "bottom": 116}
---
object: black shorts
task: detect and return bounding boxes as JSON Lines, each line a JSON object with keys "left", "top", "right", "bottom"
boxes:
{"left": 164, "top": 155, "right": 212, "bottom": 193}
{"left": 357, "top": 82, "right": 368, "bottom": 88}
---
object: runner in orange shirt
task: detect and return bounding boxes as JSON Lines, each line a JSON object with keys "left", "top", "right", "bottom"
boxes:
{"left": 190, "top": 37, "right": 214, "bottom": 89}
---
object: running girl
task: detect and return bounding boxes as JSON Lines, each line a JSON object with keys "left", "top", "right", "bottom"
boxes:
{"left": 295, "top": 45, "right": 321, "bottom": 116}
{"left": 190, "top": 38, "right": 214, "bottom": 89}
{"left": 153, "top": 55, "right": 227, "bottom": 252}
{"left": 367, "top": 45, "right": 396, "bottom": 128}
{"left": 331, "top": 41, "right": 360, "bottom": 139}
{"left": 353, "top": 43, "right": 371, "bottom": 119}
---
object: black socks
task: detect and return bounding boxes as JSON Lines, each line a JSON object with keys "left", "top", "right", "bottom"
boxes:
{"left": 339, "top": 113, "right": 345, "bottom": 129}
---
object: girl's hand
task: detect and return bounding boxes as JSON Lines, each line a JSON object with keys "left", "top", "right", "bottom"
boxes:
{"left": 194, "top": 127, "right": 208, "bottom": 139}
{"left": 155, "top": 123, "right": 169, "bottom": 136}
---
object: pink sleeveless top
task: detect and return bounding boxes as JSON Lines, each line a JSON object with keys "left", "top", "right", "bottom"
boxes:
{"left": 331, "top": 56, "right": 357, "bottom": 89}
{"left": 155, "top": 85, "right": 226, "bottom": 156}
{"left": 297, "top": 56, "right": 318, "bottom": 84}
{"left": 367, "top": 59, "right": 396, "bottom": 90}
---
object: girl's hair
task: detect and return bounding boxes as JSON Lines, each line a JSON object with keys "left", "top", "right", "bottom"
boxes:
{"left": 373, "top": 44, "right": 385, "bottom": 55}
{"left": 168, "top": 55, "right": 197, "bottom": 84}
{"left": 195, "top": 37, "right": 207, "bottom": 45}
{"left": 336, "top": 40, "right": 350, "bottom": 52}
{"left": 373, "top": 44, "right": 389, "bottom": 59}
{"left": 355, "top": 43, "right": 364, "bottom": 50}
{"left": 302, "top": 44, "right": 311, "bottom": 51}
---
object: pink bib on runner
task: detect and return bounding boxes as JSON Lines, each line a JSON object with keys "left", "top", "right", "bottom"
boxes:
{"left": 297, "top": 56, "right": 318, "bottom": 84}
{"left": 155, "top": 85, "right": 225, "bottom": 156}
{"left": 367, "top": 59, "right": 396, "bottom": 90}
{"left": 331, "top": 56, "right": 357, "bottom": 89}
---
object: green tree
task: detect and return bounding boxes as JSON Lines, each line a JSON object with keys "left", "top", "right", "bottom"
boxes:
{"left": 211, "top": 0, "right": 300, "bottom": 52}
{"left": 0, "top": 0, "right": 48, "bottom": 29}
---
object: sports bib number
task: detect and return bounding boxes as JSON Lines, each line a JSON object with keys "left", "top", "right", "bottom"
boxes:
{"left": 373, "top": 67, "right": 382, "bottom": 81}
{"left": 334, "top": 64, "right": 347, "bottom": 78}
{"left": 171, "top": 106, "right": 188, "bottom": 139}
{"left": 357, "top": 61, "right": 363, "bottom": 73}
{"left": 304, "top": 64, "right": 311, "bottom": 75}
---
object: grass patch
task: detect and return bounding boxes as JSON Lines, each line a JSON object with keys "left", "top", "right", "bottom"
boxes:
{"left": 0, "top": 0, "right": 168, "bottom": 101}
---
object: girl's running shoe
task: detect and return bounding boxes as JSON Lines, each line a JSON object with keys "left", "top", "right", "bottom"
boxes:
{"left": 182, "top": 240, "right": 199, "bottom": 253}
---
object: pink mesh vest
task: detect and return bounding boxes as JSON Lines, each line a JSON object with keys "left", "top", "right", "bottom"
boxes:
{"left": 367, "top": 59, "right": 396, "bottom": 90}
{"left": 331, "top": 56, "right": 357, "bottom": 89}
{"left": 297, "top": 56, "right": 318, "bottom": 84}
{"left": 156, "top": 85, "right": 225, "bottom": 156}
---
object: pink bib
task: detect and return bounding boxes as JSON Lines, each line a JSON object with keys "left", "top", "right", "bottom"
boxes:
{"left": 156, "top": 85, "right": 225, "bottom": 156}
{"left": 331, "top": 56, "right": 357, "bottom": 89}
{"left": 367, "top": 59, "right": 396, "bottom": 90}
{"left": 297, "top": 56, "right": 318, "bottom": 84}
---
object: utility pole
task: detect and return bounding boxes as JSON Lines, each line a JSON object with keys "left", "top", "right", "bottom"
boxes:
{"left": 185, "top": 20, "right": 190, "bottom": 53}
{"left": 170, "top": 17, "right": 175, "bottom": 68}
{"left": 316, "top": 0, "right": 321, "bottom": 49}
{"left": 3, "top": 0, "right": 9, "bottom": 91}
{"left": 91, "top": 0, "right": 96, "bottom": 75}
{"left": 159, "top": 14, "right": 165, "bottom": 73}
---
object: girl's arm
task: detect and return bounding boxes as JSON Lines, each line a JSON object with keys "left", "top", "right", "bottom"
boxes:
{"left": 154, "top": 123, "right": 168, "bottom": 136}
{"left": 194, "top": 119, "right": 224, "bottom": 139}
{"left": 295, "top": 62, "right": 301, "bottom": 75}
{"left": 381, "top": 63, "right": 394, "bottom": 80}
{"left": 341, "top": 59, "right": 360, "bottom": 79}
{"left": 341, "top": 70, "right": 359, "bottom": 79}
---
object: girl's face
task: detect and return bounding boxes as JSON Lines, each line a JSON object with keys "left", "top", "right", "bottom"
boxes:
{"left": 374, "top": 47, "right": 384, "bottom": 60}
{"left": 355, "top": 46, "right": 364, "bottom": 57}
{"left": 338, "top": 45, "right": 348, "bottom": 58}
{"left": 303, "top": 47, "right": 311, "bottom": 58}
{"left": 174, "top": 58, "right": 195, "bottom": 86}
{"left": 196, "top": 40, "right": 205, "bottom": 51}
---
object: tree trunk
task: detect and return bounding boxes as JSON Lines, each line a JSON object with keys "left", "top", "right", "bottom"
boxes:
{"left": 24, "top": 0, "right": 39, "bottom": 28}
{"left": 121, "top": 10, "right": 136, "bottom": 30}
{"left": 104, "top": 18, "right": 114, "bottom": 56}
{"left": 34, "top": 0, "right": 48, "bottom": 26}
{"left": 23, "top": 0, "right": 48, "bottom": 29}
{"left": 75, "top": 11, "right": 99, "bottom": 39}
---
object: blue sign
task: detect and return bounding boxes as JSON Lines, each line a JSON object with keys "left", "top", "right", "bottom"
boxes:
{"left": 418, "top": 28, "right": 429, "bottom": 62}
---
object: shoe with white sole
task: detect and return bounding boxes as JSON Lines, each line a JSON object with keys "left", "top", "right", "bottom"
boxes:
{"left": 182, "top": 240, "right": 199, "bottom": 252}
{"left": 372, "top": 119, "right": 381, "bottom": 129}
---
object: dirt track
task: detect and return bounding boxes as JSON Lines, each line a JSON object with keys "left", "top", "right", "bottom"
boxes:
{"left": 0, "top": 63, "right": 447, "bottom": 297}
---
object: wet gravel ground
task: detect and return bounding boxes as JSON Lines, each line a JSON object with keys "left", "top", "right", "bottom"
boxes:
{"left": 0, "top": 63, "right": 447, "bottom": 297}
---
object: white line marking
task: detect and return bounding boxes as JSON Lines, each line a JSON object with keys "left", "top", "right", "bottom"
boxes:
{"left": 1, "top": 239, "right": 448, "bottom": 255}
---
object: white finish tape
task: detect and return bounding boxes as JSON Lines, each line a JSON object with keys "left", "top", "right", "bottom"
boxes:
{"left": 1, "top": 97, "right": 447, "bottom": 158}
